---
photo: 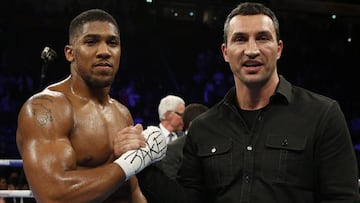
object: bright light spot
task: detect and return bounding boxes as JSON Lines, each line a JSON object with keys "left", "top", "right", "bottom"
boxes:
{"left": 146, "top": 0, "right": 152, "bottom": 3}
{"left": 347, "top": 37, "right": 352, "bottom": 42}
{"left": 331, "top": 14, "right": 336, "bottom": 19}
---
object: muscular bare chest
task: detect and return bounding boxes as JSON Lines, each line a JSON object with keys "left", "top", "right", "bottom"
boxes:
{"left": 69, "top": 101, "right": 129, "bottom": 167}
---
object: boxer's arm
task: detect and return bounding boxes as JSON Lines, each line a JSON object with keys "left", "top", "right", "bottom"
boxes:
{"left": 16, "top": 91, "right": 140, "bottom": 203}
{"left": 130, "top": 177, "right": 147, "bottom": 203}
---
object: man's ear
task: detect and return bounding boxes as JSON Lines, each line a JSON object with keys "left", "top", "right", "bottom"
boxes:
{"left": 221, "top": 43, "right": 229, "bottom": 62}
{"left": 64, "top": 45, "right": 74, "bottom": 62}
{"left": 277, "top": 40, "right": 283, "bottom": 60}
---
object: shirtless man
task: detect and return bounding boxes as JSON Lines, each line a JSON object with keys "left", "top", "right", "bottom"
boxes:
{"left": 16, "top": 9, "right": 166, "bottom": 203}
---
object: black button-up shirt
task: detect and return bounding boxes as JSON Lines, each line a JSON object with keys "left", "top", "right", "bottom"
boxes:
{"left": 138, "top": 75, "right": 360, "bottom": 203}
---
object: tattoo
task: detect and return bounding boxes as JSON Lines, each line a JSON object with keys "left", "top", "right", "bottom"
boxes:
{"left": 31, "top": 96, "right": 53, "bottom": 127}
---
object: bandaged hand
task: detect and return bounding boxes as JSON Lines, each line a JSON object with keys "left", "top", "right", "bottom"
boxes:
{"left": 114, "top": 126, "right": 167, "bottom": 180}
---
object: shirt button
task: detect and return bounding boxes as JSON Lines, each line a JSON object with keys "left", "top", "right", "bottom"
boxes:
{"left": 245, "top": 175, "right": 250, "bottom": 183}
{"left": 246, "top": 146, "right": 252, "bottom": 151}
{"left": 211, "top": 147, "right": 217, "bottom": 153}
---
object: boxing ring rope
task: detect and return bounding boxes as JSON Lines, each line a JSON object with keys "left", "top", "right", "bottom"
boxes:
{"left": 0, "top": 159, "right": 33, "bottom": 198}
{"left": 0, "top": 190, "right": 33, "bottom": 198}
{"left": 0, "top": 159, "right": 23, "bottom": 167}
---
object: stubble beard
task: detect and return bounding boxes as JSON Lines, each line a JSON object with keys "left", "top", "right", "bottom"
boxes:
{"left": 84, "top": 74, "right": 114, "bottom": 89}
{"left": 240, "top": 69, "right": 274, "bottom": 89}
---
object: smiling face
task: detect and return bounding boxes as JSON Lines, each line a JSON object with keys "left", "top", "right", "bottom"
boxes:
{"left": 221, "top": 14, "right": 283, "bottom": 88}
{"left": 65, "top": 21, "right": 121, "bottom": 88}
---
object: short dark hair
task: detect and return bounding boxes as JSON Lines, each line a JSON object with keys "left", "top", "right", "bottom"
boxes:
{"left": 223, "top": 2, "right": 280, "bottom": 44}
{"left": 69, "top": 9, "right": 119, "bottom": 44}
{"left": 183, "top": 103, "right": 208, "bottom": 130}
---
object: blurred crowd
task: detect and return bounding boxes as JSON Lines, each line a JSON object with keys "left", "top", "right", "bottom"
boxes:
{"left": 0, "top": 167, "right": 35, "bottom": 203}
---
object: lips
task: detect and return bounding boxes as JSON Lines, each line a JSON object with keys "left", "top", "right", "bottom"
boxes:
{"left": 93, "top": 62, "right": 113, "bottom": 75}
{"left": 243, "top": 60, "right": 262, "bottom": 67}
{"left": 94, "top": 62, "right": 112, "bottom": 68}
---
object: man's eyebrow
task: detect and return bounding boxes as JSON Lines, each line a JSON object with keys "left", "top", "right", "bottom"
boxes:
{"left": 232, "top": 32, "right": 247, "bottom": 37}
{"left": 230, "top": 32, "right": 248, "bottom": 39}
{"left": 231, "top": 31, "right": 272, "bottom": 37}
{"left": 81, "top": 35, "right": 120, "bottom": 43}
{"left": 83, "top": 34, "right": 119, "bottom": 39}
{"left": 109, "top": 35, "right": 120, "bottom": 40}
{"left": 257, "top": 31, "right": 272, "bottom": 35}
{"left": 233, "top": 32, "right": 246, "bottom": 35}
{"left": 83, "top": 34, "right": 100, "bottom": 39}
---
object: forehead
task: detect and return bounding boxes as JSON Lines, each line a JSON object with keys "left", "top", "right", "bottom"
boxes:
{"left": 79, "top": 21, "right": 119, "bottom": 37}
{"left": 228, "top": 14, "right": 275, "bottom": 35}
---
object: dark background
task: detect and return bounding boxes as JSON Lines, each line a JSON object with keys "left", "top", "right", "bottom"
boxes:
{"left": 0, "top": 0, "right": 360, "bottom": 165}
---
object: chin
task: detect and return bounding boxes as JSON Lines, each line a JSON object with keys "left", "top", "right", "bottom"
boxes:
{"left": 88, "top": 78, "right": 113, "bottom": 88}
{"left": 242, "top": 75, "right": 268, "bottom": 86}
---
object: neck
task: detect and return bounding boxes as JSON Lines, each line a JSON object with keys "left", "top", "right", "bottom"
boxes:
{"left": 235, "top": 74, "right": 279, "bottom": 110}
{"left": 68, "top": 76, "right": 110, "bottom": 104}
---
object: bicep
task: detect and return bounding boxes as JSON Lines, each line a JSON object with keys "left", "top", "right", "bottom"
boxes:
{"left": 16, "top": 94, "right": 76, "bottom": 190}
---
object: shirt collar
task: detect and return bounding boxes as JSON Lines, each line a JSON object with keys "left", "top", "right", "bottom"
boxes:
{"left": 224, "top": 75, "right": 292, "bottom": 107}
{"left": 159, "top": 123, "right": 173, "bottom": 137}
{"left": 268, "top": 75, "right": 291, "bottom": 105}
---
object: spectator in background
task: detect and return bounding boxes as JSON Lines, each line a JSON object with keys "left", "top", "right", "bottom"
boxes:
{"left": 5, "top": 175, "right": 36, "bottom": 203}
{"left": 0, "top": 176, "right": 6, "bottom": 190}
{"left": 0, "top": 176, "right": 6, "bottom": 203}
{"left": 182, "top": 103, "right": 209, "bottom": 135}
{"left": 161, "top": 103, "right": 208, "bottom": 179}
{"left": 158, "top": 95, "right": 185, "bottom": 144}
{"left": 6, "top": 177, "right": 18, "bottom": 203}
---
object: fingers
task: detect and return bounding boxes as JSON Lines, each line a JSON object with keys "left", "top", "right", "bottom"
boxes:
{"left": 134, "top": 123, "right": 143, "bottom": 131}
{"left": 113, "top": 124, "right": 146, "bottom": 157}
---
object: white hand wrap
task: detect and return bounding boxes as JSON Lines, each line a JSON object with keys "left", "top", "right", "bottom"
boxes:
{"left": 114, "top": 126, "right": 167, "bottom": 181}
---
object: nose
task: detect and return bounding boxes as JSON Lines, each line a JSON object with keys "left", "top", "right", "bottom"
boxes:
{"left": 96, "top": 42, "right": 111, "bottom": 58}
{"left": 244, "top": 38, "right": 260, "bottom": 58}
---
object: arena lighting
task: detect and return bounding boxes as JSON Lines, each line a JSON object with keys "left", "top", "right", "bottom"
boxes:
{"left": 161, "top": 3, "right": 198, "bottom": 21}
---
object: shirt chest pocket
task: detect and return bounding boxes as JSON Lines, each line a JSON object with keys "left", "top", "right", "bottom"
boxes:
{"left": 262, "top": 134, "right": 310, "bottom": 186}
{"left": 197, "top": 139, "right": 235, "bottom": 189}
